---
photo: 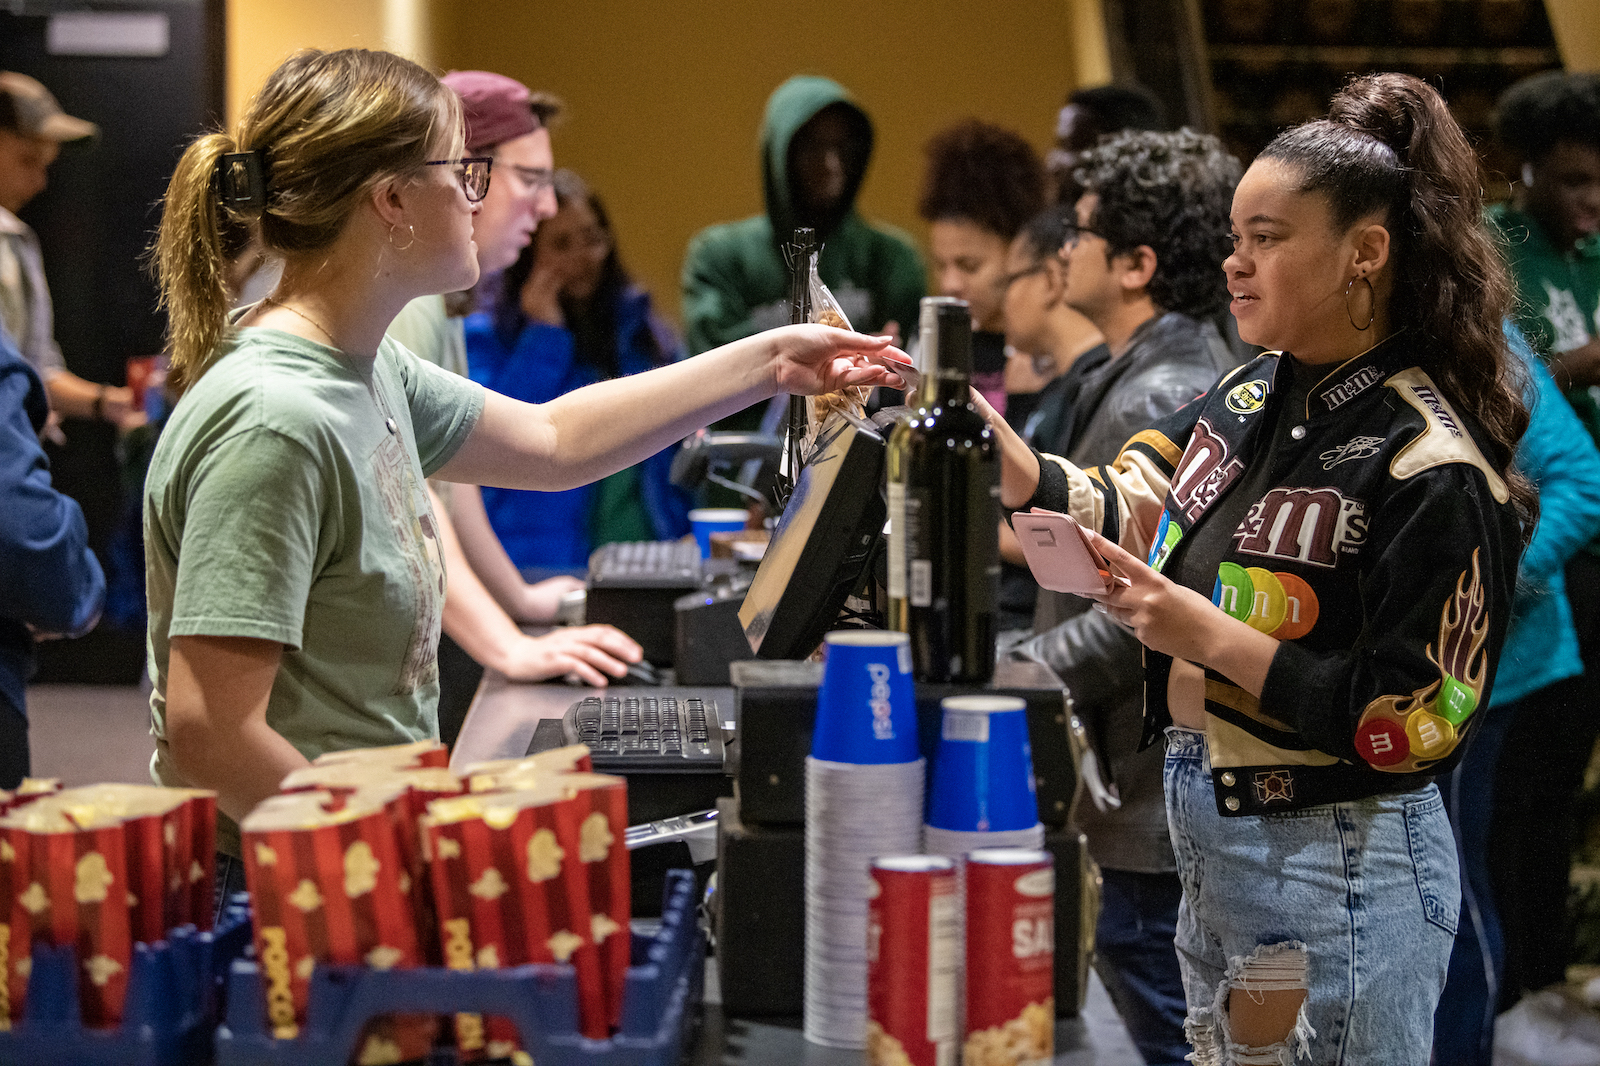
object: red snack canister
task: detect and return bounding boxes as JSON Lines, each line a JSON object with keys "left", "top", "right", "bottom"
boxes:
{"left": 50, "top": 785, "right": 210, "bottom": 943}
{"left": 867, "top": 855, "right": 959, "bottom": 1066}
{"left": 963, "top": 847, "right": 1054, "bottom": 1066}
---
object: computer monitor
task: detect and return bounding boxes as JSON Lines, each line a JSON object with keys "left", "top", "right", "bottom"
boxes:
{"left": 739, "top": 409, "right": 895, "bottom": 660}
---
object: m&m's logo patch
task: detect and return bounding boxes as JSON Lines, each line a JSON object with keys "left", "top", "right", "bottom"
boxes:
{"left": 1211, "top": 564, "right": 1319, "bottom": 640}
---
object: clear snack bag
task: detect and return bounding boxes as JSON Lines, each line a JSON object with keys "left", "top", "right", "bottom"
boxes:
{"left": 803, "top": 251, "right": 870, "bottom": 454}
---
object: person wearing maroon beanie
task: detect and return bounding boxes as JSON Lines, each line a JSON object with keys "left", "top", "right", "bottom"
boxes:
{"left": 388, "top": 72, "right": 642, "bottom": 742}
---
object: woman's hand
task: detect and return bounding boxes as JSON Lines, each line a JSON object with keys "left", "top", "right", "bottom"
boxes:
{"left": 520, "top": 255, "right": 569, "bottom": 326}
{"left": 499, "top": 624, "right": 643, "bottom": 687}
{"left": 1084, "top": 530, "right": 1279, "bottom": 697}
{"left": 765, "top": 325, "right": 911, "bottom": 396}
{"left": 969, "top": 386, "right": 1043, "bottom": 510}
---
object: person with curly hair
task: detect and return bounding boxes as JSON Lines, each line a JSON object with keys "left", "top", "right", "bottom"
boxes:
{"left": 1047, "top": 82, "right": 1167, "bottom": 204}
{"left": 1005, "top": 129, "right": 1241, "bottom": 1066}
{"left": 918, "top": 119, "right": 1047, "bottom": 415}
{"left": 982, "top": 72, "right": 1530, "bottom": 1062}
{"left": 1480, "top": 67, "right": 1600, "bottom": 1015}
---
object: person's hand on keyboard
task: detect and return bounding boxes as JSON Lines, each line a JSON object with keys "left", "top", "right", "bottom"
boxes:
{"left": 496, "top": 624, "right": 643, "bottom": 687}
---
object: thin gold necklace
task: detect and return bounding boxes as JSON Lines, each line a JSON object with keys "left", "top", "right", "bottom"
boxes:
{"left": 260, "top": 295, "right": 338, "bottom": 349}
{"left": 260, "top": 295, "right": 398, "bottom": 433}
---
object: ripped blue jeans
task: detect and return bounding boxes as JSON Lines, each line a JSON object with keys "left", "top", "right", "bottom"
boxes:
{"left": 1164, "top": 728, "right": 1458, "bottom": 1064}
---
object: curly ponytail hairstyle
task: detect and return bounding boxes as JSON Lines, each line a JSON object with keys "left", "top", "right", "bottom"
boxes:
{"left": 154, "top": 48, "right": 460, "bottom": 393}
{"left": 1258, "top": 72, "right": 1534, "bottom": 528}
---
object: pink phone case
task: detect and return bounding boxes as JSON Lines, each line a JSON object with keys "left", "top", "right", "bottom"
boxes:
{"left": 1012, "top": 509, "right": 1116, "bottom": 596}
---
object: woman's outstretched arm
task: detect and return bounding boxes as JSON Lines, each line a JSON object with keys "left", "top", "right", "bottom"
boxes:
{"left": 434, "top": 325, "right": 907, "bottom": 491}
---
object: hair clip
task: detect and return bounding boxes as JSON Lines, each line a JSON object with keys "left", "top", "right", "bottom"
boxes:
{"left": 217, "top": 149, "right": 268, "bottom": 210}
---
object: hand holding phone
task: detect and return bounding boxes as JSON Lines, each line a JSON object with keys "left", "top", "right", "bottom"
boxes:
{"left": 1011, "top": 508, "right": 1129, "bottom": 597}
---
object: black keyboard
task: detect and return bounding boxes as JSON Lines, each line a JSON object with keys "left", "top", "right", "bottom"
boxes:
{"left": 561, "top": 693, "right": 726, "bottom": 771}
{"left": 587, "top": 539, "right": 703, "bottom": 588}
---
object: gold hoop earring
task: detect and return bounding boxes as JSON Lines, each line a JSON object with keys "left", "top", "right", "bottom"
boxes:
{"left": 388, "top": 224, "right": 416, "bottom": 252}
{"left": 1345, "top": 274, "right": 1375, "bottom": 332}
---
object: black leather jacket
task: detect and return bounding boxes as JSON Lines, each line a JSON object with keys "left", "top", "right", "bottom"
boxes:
{"left": 1012, "top": 311, "right": 1238, "bottom": 871}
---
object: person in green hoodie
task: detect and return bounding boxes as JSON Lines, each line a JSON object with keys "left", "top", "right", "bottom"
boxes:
{"left": 682, "top": 75, "right": 924, "bottom": 430}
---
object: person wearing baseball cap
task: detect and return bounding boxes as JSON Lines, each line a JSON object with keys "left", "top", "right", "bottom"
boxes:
{"left": 386, "top": 71, "right": 642, "bottom": 734}
{"left": 0, "top": 71, "right": 142, "bottom": 429}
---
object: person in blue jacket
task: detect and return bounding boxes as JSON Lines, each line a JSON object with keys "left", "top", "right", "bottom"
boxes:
{"left": 465, "top": 169, "right": 692, "bottom": 570}
{"left": 1432, "top": 324, "right": 1600, "bottom": 1064}
{"left": 0, "top": 328, "right": 105, "bottom": 787}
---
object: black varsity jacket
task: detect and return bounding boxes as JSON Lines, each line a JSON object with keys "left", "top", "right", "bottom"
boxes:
{"left": 1026, "top": 336, "right": 1523, "bottom": 816}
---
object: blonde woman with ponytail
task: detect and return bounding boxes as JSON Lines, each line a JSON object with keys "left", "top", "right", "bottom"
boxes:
{"left": 145, "top": 49, "right": 907, "bottom": 895}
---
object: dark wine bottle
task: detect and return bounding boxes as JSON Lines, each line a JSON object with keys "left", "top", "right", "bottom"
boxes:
{"left": 886, "top": 297, "right": 999, "bottom": 683}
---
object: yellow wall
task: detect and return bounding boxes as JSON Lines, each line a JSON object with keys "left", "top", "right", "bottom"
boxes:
{"left": 1547, "top": 0, "right": 1600, "bottom": 72}
{"left": 425, "top": 0, "right": 1083, "bottom": 324}
{"left": 226, "top": 0, "right": 434, "bottom": 124}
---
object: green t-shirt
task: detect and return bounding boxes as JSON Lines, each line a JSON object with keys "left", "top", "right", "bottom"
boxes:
{"left": 144, "top": 326, "right": 484, "bottom": 852}
{"left": 387, "top": 293, "right": 469, "bottom": 379}
{"left": 1487, "top": 203, "right": 1600, "bottom": 425}
{"left": 1487, "top": 203, "right": 1600, "bottom": 555}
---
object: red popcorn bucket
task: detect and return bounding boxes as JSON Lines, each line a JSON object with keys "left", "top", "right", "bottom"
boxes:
{"left": 242, "top": 789, "right": 432, "bottom": 1061}
{"left": 279, "top": 765, "right": 465, "bottom": 967}
{"left": 49, "top": 785, "right": 212, "bottom": 944}
{"left": 459, "top": 744, "right": 594, "bottom": 793}
{"left": 0, "top": 825, "right": 31, "bottom": 1030}
{"left": 312, "top": 740, "right": 449, "bottom": 771}
{"left": 964, "top": 847, "right": 1054, "bottom": 1066}
{"left": 185, "top": 791, "right": 218, "bottom": 930}
{"left": 0, "top": 804, "right": 132, "bottom": 1028}
{"left": 424, "top": 785, "right": 608, "bottom": 1043}
{"left": 560, "top": 773, "right": 630, "bottom": 1029}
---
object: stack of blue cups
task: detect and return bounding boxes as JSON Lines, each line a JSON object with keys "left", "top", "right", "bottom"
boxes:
{"left": 922, "top": 695, "right": 1046, "bottom": 1033}
{"left": 804, "top": 630, "right": 924, "bottom": 1050}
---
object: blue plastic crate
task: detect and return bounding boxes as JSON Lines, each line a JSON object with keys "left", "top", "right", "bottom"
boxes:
{"left": 0, "top": 896, "right": 254, "bottom": 1066}
{"left": 216, "top": 868, "right": 704, "bottom": 1066}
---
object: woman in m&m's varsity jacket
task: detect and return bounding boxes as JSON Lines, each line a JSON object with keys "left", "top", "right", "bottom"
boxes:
{"left": 985, "top": 74, "right": 1532, "bottom": 1064}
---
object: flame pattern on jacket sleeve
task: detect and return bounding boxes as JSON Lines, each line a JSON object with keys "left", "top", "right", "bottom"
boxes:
{"left": 1353, "top": 549, "right": 1490, "bottom": 773}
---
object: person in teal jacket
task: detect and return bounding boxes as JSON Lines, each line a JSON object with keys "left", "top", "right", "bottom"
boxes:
{"left": 682, "top": 75, "right": 924, "bottom": 430}
{"left": 1433, "top": 324, "right": 1600, "bottom": 1064}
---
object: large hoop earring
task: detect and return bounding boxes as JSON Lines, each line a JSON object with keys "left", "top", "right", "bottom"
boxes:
{"left": 388, "top": 224, "right": 416, "bottom": 252}
{"left": 1345, "top": 274, "right": 1375, "bottom": 332}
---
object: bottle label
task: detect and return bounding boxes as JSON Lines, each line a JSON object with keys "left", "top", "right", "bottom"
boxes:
{"left": 905, "top": 488, "right": 934, "bottom": 607}
{"left": 910, "top": 560, "right": 933, "bottom": 608}
{"left": 887, "top": 482, "right": 907, "bottom": 601}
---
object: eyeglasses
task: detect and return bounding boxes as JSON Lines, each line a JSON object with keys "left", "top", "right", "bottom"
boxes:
{"left": 1059, "top": 225, "right": 1105, "bottom": 256}
{"left": 425, "top": 156, "right": 493, "bottom": 202}
{"left": 1003, "top": 263, "right": 1049, "bottom": 288}
{"left": 504, "top": 163, "right": 556, "bottom": 196}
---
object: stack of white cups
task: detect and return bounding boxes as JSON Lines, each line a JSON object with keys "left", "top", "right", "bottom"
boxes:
{"left": 803, "top": 631, "right": 923, "bottom": 1049}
